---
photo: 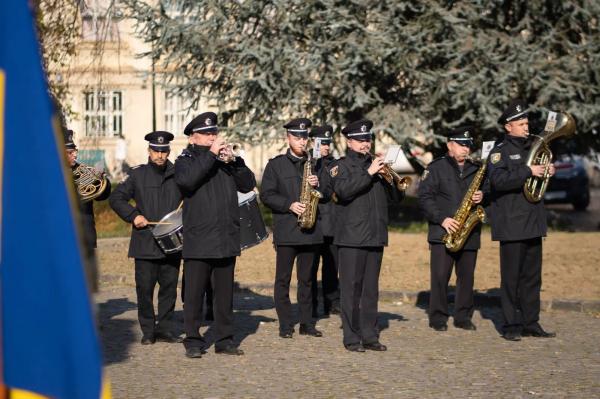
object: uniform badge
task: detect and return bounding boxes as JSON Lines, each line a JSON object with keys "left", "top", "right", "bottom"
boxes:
{"left": 509, "top": 154, "right": 521, "bottom": 160}
{"left": 330, "top": 165, "right": 339, "bottom": 177}
{"left": 491, "top": 153, "right": 501, "bottom": 164}
{"left": 205, "top": 118, "right": 212, "bottom": 126}
{"left": 421, "top": 170, "right": 429, "bottom": 181}
{"left": 157, "top": 136, "right": 164, "bottom": 144}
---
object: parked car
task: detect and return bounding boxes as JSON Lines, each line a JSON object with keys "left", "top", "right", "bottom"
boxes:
{"left": 544, "top": 154, "right": 590, "bottom": 211}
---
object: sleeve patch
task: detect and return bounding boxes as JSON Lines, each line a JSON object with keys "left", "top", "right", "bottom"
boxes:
{"left": 490, "top": 153, "right": 501, "bottom": 164}
{"left": 330, "top": 165, "right": 339, "bottom": 177}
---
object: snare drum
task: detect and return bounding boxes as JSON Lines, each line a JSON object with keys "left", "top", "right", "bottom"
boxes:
{"left": 152, "top": 209, "right": 183, "bottom": 254}
{"left": 238, "top": 191, "right": 269, "bottom": 250}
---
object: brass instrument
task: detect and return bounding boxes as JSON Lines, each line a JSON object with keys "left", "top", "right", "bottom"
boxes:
{"left": 524, "top": 112, "right": 576, "bottom": 202}
{"left": 298, "top": 151, "right": 323, "bottom": 229}
{"left": 218, "top": 142, "right": 243, "bottom": 163}
{"left": 368, "top": 153, "right": 412, "bottom": 190}
{"left": 73, "top": 163, "right": 109, "bottom": 203}
{"left": 442, "top": 159, "right": 487, "bottom": 252}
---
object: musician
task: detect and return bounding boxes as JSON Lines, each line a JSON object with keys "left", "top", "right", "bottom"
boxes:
{"left": 418, "top": 126, "right": 486, "bottom": 332}
{"left": 330, "top": 119, "right": 405, "bottom": 352}
{"left": 488, "top": 99, "right": 556, "bottom": 341}
{"left": 64, "top": 129, "right": 111, "bottom": 293}
{"left": 109, "top": 131, "right": 183, "bottom": 345}
{"left": 175, "top": 112, "right": 256, "bottom": 358}
{"left": 309, "top": 125, "right": 341, "bottom": 317}
{"left": 260, "top": 118, "right": 325, "bottom": 339}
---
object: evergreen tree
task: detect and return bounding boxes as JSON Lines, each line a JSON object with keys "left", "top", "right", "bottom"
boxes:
{"left": 123, "top": 0, "right": 600, "bottom": 149}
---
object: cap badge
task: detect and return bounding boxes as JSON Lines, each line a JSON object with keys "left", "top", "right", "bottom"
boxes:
{"left": 325, "top": 132, "right": 330, "bottom": 137}
{"left": 464, "top": 131, "right": 469, "bottom": 137}
{"left": 299, "top": 123, "right": 306, "bottom": 130}
{"left": 157, "top": 136, "right": 164, "bottom": 144}
{"left": 361, "top": 125, "right": 367, "bottom": 132}
{"left": 516, "top": 105, "right": 522, "bottom": 112}
{"left": 205, "top": 118, "right": 212, "bottom": 126}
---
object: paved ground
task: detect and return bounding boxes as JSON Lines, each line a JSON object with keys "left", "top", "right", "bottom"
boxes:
{"left": 97, "top": 287, "right": 600, "bottom": 399}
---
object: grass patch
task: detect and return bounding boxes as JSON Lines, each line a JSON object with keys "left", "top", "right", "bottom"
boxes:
{"left": 95, "top": 199, "right": 131, "bottom": 238}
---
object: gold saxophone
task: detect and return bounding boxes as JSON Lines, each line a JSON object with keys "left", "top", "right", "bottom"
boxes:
{"left": 73, "top": 163, "right": 109, "bottom": 203}
{"left": 524, "top": 112, "right": 576, "bottom": 202}
{"left": 298, "top": 151, "right": 323, "bottom": 229}
{"left": 441, "top": 160, "right": 487, "bottom": 252}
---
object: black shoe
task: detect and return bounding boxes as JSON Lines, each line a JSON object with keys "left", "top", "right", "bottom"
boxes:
{"left": 454, "top": 320, "right": 477, "bottom": 331}
{"left": 429, "top": 322, "right": 448, "bottom": 332}
{"left": 299, "top": 324, "right": 323, "bottom": 337}
{"left": 279, "top": 329, "right": 294, "bottom": 339}
{"left": 155, "top": 332, "right": 183, "bottom": 343}
{"left": 363, "top": 341, "right": 387, "bottom": 351}
{"left": 345, "top": 343, "right": 366, "bottom": 352}
{"left": 522, "top": 327, "right": 556, "bottom": 338}
{"left": 215, "top": 345, "right": 244, "bottom": 356}
{"left": 185, "top": 347, "right": 203, "bottom": 358}
{"left": 141, "top": 335, "right": 155, "bottom": 345}
{"left": 503, "top": 331, "right": 522, "bottom": 341}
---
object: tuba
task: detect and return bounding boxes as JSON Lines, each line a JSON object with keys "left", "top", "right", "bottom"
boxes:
{"left": 524, "top": 112, "right": 576, "bottom": 202}
{"left": 298, "top": 151, "right": 323, "bottom": 229}
{"left": 73, "top": 163, "right": 109, "bottom": 203}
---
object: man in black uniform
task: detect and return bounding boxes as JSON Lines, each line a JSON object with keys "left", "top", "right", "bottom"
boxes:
{"left": 331, "top": 119, "right": 404, "bottom": 352}
{"left": 175, "top": 112, "right": 256, "bottom": 358}
{"left": 260, "top": 118, "right": 325, "bottom": 339}
{"left": 109, "top": 131, "right": 183, "bottom": 345}
{"left": 64, "top": 129, "right": 111, "bottom": 293}
{"left": 309, "top": 124, "right": 341, "bottom": 317}
{"left": 418, "top": 126, "right": 485, "bottom": 332}
{"left": 488, "top": 99, "right": 556, "bottom": 341}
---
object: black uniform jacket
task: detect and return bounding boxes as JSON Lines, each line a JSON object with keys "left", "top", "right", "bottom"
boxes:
{"left": 418, "top": 155, "right": 487, "bottom": 250}
{"left": 315, "top": 155, "right": 337, "bottom": 237}
{"left": 73, "top": 163, "right": 111, "bottom": 250}
{"left": 109, "top": 160, "right": 183, "bottom": 259}
{"left": 487, "top": 135, "right": 547, "bottom": 241}
{"left": 331, "top": 149, "right": 404, "bottom": 248}
{"left": 175, "top": 144, "right": 256, "bottom": 259}
{"left": 260, "top": 150, "right": 328, "bottom": 246}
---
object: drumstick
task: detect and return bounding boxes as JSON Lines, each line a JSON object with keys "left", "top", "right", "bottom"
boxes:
{"left": 146, "top": 221, "right": 173, "bottom": 225}
{"left": 176, "top": 201, "right": 184, "bottom": 212}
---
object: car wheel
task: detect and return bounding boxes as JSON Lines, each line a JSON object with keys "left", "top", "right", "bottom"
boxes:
{"left": 572, "top": 190, "right": 590, "bottom": 211}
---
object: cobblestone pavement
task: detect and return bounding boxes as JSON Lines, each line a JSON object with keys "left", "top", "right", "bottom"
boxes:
{"left": 97, "top": 287, "right": 600, "bottom": 399}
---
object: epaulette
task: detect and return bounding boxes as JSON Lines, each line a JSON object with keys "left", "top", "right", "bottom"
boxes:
{"left": 269, "top": 154, "right": 286, "bottom": 161}
{"left": 130, "top": 164, "right": 143, "bottom": 170}
{"left": 178, "top": 148, "right": 192, "bottom": 158}
{"left": 428, "top": 156, "right": 445, "bottom": 165}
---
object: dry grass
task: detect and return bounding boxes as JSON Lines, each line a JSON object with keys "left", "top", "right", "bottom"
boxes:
{"left": 98, "top": 231, "right": 600, "bottom": 301}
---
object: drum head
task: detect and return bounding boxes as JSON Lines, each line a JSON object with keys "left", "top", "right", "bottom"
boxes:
{"left": 152, "top": 208, "right": 183, "bottom": 237}
{"left": 237, "top": 190, "right": 257, "bottom": 206}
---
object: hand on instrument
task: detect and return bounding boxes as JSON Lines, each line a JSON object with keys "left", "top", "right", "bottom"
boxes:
{"left": 133, "top": 215, "right": 149, "bottom": 229}
{"left": 289, "top": 202, "right": 306, "bottom": 216}
{"left": 368, "top": 156, "right": 385, "bottom": 176}
{"left": 308, "top": 174, "right": 319, "bottom": 187}
{"left": 441, "top": 217, "right": 460, "bottom": 234}
{"left": 471, "top": 190, "right": 483, "bottom": 204}
{"left": 210, "top": 137, "right": 227, "bottom": 157}
{"left": 529, "top": 164, "right": 547, "bottom": 178}
{"left": 548, "top": 163, "right": 556, "bottom": 177}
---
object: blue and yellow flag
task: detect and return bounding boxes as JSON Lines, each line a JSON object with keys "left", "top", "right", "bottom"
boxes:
{"left": 0, "top": 2, "right": 106, "bottom": 398}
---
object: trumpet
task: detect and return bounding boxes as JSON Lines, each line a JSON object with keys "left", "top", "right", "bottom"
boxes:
{"left": 218, "top": 142, "right": 243, "bottom": 163}
{"left": 367, "top": 153, "right": 412, "bottom": 191}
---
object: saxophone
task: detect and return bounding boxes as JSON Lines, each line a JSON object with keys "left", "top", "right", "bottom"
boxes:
{"left": 298, "top": 151, "right": 323, "bottom": 229}
{"left": 441, "top": 160, "right": 487, "bottom": 252}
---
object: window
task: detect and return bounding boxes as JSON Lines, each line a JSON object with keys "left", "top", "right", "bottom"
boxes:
{"left": 84, "top": 90, "right": 123, "bottom": 137}
{"left": 164, "top": 91, "right": 195, "bottom": 136}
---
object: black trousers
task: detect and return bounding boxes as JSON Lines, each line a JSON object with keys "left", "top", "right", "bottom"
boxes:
{"left": 181, "top": 270, "right": 214, "bottom": 317}
{"left": 134, "top": 256, "right": 181, "bottom": 337}
{"left": 183, "top": 257, "right": 236, "bottom": 350}
{"left": 428, "top": 244, "right": 477, "bottom": 325}
{"left": 500, "top": 238, "right": 543, "bottom": 333}
{"left": 338, "top": 246, "right": 383, "bottom": 346}
{"left": 274, "top": 245, "right": 318, "bottom": 332}
{"left": 311, "top": 236, "right": 340, "bottom": 314}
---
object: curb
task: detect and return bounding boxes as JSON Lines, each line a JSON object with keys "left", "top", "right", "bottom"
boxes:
{"left": 233, "top": 283, "right": 600, "bottom": 314}
{"left": 98, "top": 278, "right": 600, "bottom": 314}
